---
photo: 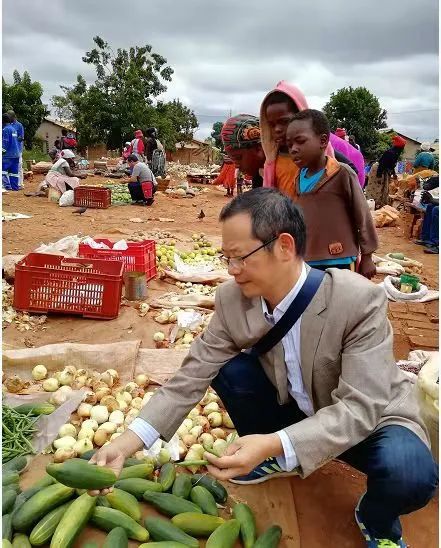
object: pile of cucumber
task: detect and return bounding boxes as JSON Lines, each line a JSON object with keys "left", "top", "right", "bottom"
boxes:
{"left": 2, "top": 457, "right": 282, "bottom": 547}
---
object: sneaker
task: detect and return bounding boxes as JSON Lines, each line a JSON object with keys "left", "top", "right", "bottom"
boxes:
{"left": 229, "top": 457, "right": 299, "bottom": 485}
{"left": 414, "top": 239, "right": 430, "bottom": 246}
{"left": 424, "top": 245, "right": 439, "bottom": 254}
{"left": 355, "top": 494, "right": 407, "bottom": 547}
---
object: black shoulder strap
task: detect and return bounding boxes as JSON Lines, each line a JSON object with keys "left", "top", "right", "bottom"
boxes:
{"left": 252, "top": 268, "right": 325, "bottom": 356}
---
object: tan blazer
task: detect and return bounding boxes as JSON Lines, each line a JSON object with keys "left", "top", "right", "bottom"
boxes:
{"left": 140, "top": 267, "right": 429, "bottom": 477}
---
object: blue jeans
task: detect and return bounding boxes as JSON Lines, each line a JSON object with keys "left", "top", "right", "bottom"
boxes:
{"left": 212, "top": 353, "right": 438, "bottom": 541}
{"left": 2, "top": 157, "right": 20, "bottom": 190}
{"left": 421, "top": 203, "right": 439, "bottom": 246}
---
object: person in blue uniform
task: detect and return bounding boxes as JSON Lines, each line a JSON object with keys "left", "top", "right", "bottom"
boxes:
{"left": 2, "top": 113, "right": 20, "bottom": 191}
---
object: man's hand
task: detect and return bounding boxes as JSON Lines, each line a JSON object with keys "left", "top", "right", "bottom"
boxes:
{"left": 204, "top": 434, "right": 282, "bottom": 481}
{"left": 88, "top": 430, "right": 143, "bottom": 496}
{"left": 358, "top": 255, "right": 376, "bottom": 280}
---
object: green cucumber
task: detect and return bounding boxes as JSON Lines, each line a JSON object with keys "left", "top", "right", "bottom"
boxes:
{"left": 2, "top": 473, "right": 19, "bottom": 487}
{"left": 13, "top": 403, "right": 55, "bottom": 416}
{"left": 50, "top": 493, "right": 97, "bottom": 548}
{"left": 96, "top": 495, "right": 111, "bottom": 507}
{"left": 139, "top": 543, "right": 189, "bottom": 548}
{"left": 118, "top": 463, "right": 154, "bottom": 481}
{"left": 29, "top": 501, "right": 73, "bottom": 546}
{"left": 2, "top": 490, "right": 17, "bottom": 515}
{"left": 3, "top": 456, "right": 31, "bottom": 475}
{"left": 46, "top": 458, "right": 117, "bottom": 490}
{"left": 172, "top": 474, "right": 192, "bottom": 499}
{"left": 144, "top": 516, "right": 199, "bottom": 547}
{"left": 80, "top": 543, "right": 99, "bottom": 548}
{"left": 12, "top": 483, "right": 74, "bottom": 532}
{"left": 206, "top": 519, "right": 240, "bottom": 548}
{"left": 2, "top": 514, "right": 13, "bottom": 541}
{"left": 190, "top": 474, "right": 227, "bottom": 503}
{"left": 190, "top": 486, "right": 218, "bottom": 516}
{"left": 11, "top": 534, "right": 31, "bottom": 548}
{"left": 254, "top": 525, "right": 283, "bottom": 547}
{"left": 105, "top": 488, "right": 141, "bottom": 522}
{"left": 79, "top": 450, "right": 96, "bottom": 461}
{"left": 142, "top": 491, "right": 202, "bottom": 517}
{"left": 114, "top": 478, "right": 163, "bottom": 499}
{"left": 2, "top": 540, "right": 12, "bottom": 548}
{"left": 159, "top": 463, "right": 176, "bottom": 492}
{"left": 90, "top": 507, "right": 149, "bottom": 542}
{"left": 171, "top": 512, "right": 225, "bottom": 537}
{"left": 102, "top": 526, "right": 128, "bottom": 548}
{"left": 11, "top": 476, "right": 55, "bottom": 519}
{"left": 233, "top": 503, "right": 256, "bottom": 547}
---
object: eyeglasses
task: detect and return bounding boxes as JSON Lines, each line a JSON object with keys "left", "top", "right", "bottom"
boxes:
{"left": 220, "top": 236, "right": 279, "bottom": 270}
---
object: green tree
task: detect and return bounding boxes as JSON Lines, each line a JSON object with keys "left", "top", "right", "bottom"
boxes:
{"left": 211, "top": 121, "right": 224, "bottom": 151}
{"left": 2, "top": 70, "right": 49, "bottom": 149}
{"left": 52, "top": 36, "right": 197, "bottom": 150}
{"left": 323, "top": 86, "right": 387, "bottom": 158}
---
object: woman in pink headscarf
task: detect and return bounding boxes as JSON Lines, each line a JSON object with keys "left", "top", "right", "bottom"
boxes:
{"left": 130, "top": 130, "right": 145, "bottom": 161}
{"left": 260, "top": 81, "right": 365, "bottom": 192}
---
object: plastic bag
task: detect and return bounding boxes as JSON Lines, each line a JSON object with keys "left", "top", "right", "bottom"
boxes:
{"left": 59, "top": 190, "right": 74, "bottom": 207}
{"left": 382, "top": 276, "right": 428, "bottom": 301}
{"left": 81, "top": 237, "right": 111, "bottom": 250}
{"left": 143, "top": 434, "right": 180, "bottom": 463}
{"left": 112, "top": 239, "right": 129, "bottom": 250}
{"left": 417, "top": 352, "right": 439, "bottom": 462}
{"left": 170, "top": 310, "right": 204, "bottom": 343}
{"left": 35, "top": 235, "right": 82, "bottom": 257}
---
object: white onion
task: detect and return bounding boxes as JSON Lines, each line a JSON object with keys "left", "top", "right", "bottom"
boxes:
{"left": 53, "top": 436, "right": 76, "bottom": 450}
{"left": 32, "top": 364, "right": 47, "bottom": 381}
{"left": 90, "top": 405, "right": 109, "bottom": 424}
{"left": 77, "top": 403, "right": 93, "bottom": 418}
{"left": 135, "top": 374, "right": 149, "bottom": 388}
{"left": 211, "top": 427, "right": 227, "bottom": 440}
{"left": 77, "top": 428, "right": 95, "bottom": 441}
{"left": 207, "top": 411, "right": 222, "bottom": 427}
{"left": 49, "top": 390, "right": 67, "bottom": 407}
{"left": 81, "top": 419, "right": 99, "bottom": 431}
{"left": 222, "top": 412, "right": 234, "bottom": 429}
{"left": 131, "top": 397, "right": 143, "bottom": 410}
{"left": 58, "top": 423, "right": 77, "bottom": 438}
{"left": 59, "top": 370, "right": 74, "bottom": 386}
{"left": 98, "top": 422, "right": 117, "bottom": 434}
{"left": 58, "top": 385, "right": 73, "bottom": 397}
{"left": 189, "top": 425, "right": 203, "bottom": 439}
{"left": 203, "top": 402, "right": 220, "bottom": 416}
{"left": 73, "top": 438, "right": 93, "bottom": 455}
{"left": 109, "top": 410, "right": 124, "bottom": 426}
{"left": 43, "top": 378, "right": 59, "bottom": 392}
{"left": 213, "top": 438, "right": 228, "bottom": 456}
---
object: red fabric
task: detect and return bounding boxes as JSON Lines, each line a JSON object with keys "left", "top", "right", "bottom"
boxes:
{"left": 135, "top": 130, "right": 143, "bottom": 138}
{"left": 335, "top": 128, "right": 346, "bottom": 139}
{"left": 141, "top": 181, "right": 153, "bottom": 199}
{"left": 392, "top": 135, "right": 406, "bottom": 148}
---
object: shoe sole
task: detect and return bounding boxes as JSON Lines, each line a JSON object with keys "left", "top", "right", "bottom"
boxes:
{"left": 354, "top": 492, "right": 373, "bottom": 544}
{"left": 229, "top": 470, "right": 299, "bottom": 485}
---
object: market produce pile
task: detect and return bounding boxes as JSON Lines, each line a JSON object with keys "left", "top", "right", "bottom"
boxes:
{"left": 2, "top": 281, "right": 47, "bottom": 332}
{"left": 3, "top": 453, "right": 282, "bottom": 547}
{"left": 156, "top": 234, "right": 222, "bottom": 272}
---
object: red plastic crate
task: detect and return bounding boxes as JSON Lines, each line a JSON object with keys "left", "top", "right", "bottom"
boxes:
{"left": 13, "top": 253, "right": 124, "bottom": 320}
{"left": 74, "top": 186, "right": 111, "bottom": 209}
{"left": 78, "top": 239, "right": 157, "bottom": 280}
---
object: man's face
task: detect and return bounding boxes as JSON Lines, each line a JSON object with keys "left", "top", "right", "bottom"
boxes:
{"left": 266, "top": 102, "right": 297, "bottom": 148}
{"left": 221, "top": 213, "right": 280, "bottom": 298}
{"left": 286, "top": 119, "right": 328, "bottom": 169}
{"left": 226, "top": 148, "right": 264, "bottom": 177}
{"left": 128, "top": 160, "right": 136, "bottom": 170}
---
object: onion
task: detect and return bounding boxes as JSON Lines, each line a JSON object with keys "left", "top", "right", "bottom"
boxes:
{"left": 95, "top": 387, "right": 112, "bottom": 402}
{"left": 185, "top": 445, "right": 204, "bottom": 473}
{"left": 189, "top": 425, "right": 203, "bottom": 439}
{"left": 75, "top": 369, "right": 88, "bottom": 378}
{"left": 118, "top": 391, "right": 132, "bottom": 405}
{"left": 110, "top": 433, "right": 122, "bottom": 441}
{"left": 71, "top": 379, "right": 86, "bottom": 391}
{"left": 64, "top": 366, "right": 77, "bottom": 376}
{"left": 109, "top": 410, "right": 124, "bottom": 426}
{"left": 213, "top": 438, "right": 228, "bottom": 456}
{"left": 42, "top": 378, "right": 59, "bottom": 392}
{"left": 211, "top": 428, "right": 227, "bottom": 440}
{"left": 131, "top": 397, "right": 143, "bottom": 410}
{"left": 203, "top": 402, "right": 219, "bottom": 416}
{"left": 93, "top": 429, "right": 109, "bottom": 447}
{"left": 187, "top": 407, "right": 201, "bottom": 419}
{"left": 58, "top": 423, "right": 77, "bottom": 438}
{"left": 157, "top": 448, "right": 171, "bottom": 466}
{"left": 73, "top": 438, "right": 93, "bottom": 455}
{"left": 58, "top": 385, "right": 73, "bottom": 397}
{"left": 135, "top": 374, "right": 149, "bottom": 388}
{"left": 182, "top": 418, "right": 193, "bottom": 430}
{"left": 177, "top": 424, "right": 190, "bottom": 438}
{"left": 90, "top": 405, "right": 109, "bottom": 424}
{"left": 78, "top": 403, "right": 93, "bottom": 418}
{"left": 153, "top": 332, "right": 165, "bottom": 342}
{"left": 100, "top": 372, "right": 114, "bottom": 388}
{"left": 124, "top": 409, "right": 139, "bottom": 426}
{"left": 106, "top": 369, "right": 119, "bottom": 381}
{"left": 81, "top": 419, "right": 99, "bottom": 431}
{"left": 32, "top": 365, "right": 47, "bottom": 381}
{"left": 53, "top": 436, "right": 76, "bottom": 450}
{"left": 199, "top": 433, "right": 214, "bottom": 449}
{"left": 116, "top": 399, "right": 129, "bottom": 413}
{"left": 178, "top": 440, "right": 187, "bottom": 459}
{"left": 53, "top": 447, "right": 76, "bottom": 462}
{"left": 99, "top": 422, "right": 117, "bottom": 434}
{"left": 100, "top": 395, "right": 120, "bottom": 412}
{"left": 222, "top": 412, "right": 234, "bottom": 429}
{"left": 49, "top": 389, "right": 67, "bottom": 407}
{"left": 59, "top": 370, "right": 74, "bottom": 386}
{"left": 69, "top": 412, "right": 82, "bottom": 429}
{"left": 83, "top": 392, "right": 98, "bottom": 405}
{"left": 207, "top": 411, "right": 222, "bottom": 427}
{"left": 77, "top": 428, "right": 95, "bottom": 441}
{"left": 182, "top": 434, "right": 197, "bottom": 447}
{"left": 192, "top": 416, "right": 210, "bottom": 430}
{"left": 116, "top": 425, "right": 125, "bottom": 433}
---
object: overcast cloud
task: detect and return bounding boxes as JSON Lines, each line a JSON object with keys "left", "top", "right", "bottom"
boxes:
{"left": 3, "top": 0, "right": 439, "bottom": 142}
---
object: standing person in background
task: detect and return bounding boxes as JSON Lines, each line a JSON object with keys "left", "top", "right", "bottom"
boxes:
{"left": 130, "top": 130, "right": 145, "bottom": 161}
{"left": 7, "top": 111, "right": 24, "bottom": 188}
{"left": 335, "top": 127, "right": 347, "bottom": 141}
{"left": 2, "top": 113, "right": 20, "bottom": 191}
{"left": 122, "top": 142, "right": 132, "bottom": 160}
{"left": 236, "top": 169, "right": 244, "bottom": 194}
{"left": 145, "top": 128, "right": 166, "bottom": 177}
{"left": 60, "top": 129, "right": 78, "bottom": 151}
{"left": 349, "top": 135, "right": 361, "bottom": 151}
{"left": 365, "top": 135, "right": 406, "bottom": 209}
{"left": 413, "top": 143, "right": 435, "bottom": 173}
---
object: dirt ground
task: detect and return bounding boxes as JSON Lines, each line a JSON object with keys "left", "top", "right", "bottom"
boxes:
{"left": 2, "top": 175, "right": 439, "bottom": 547}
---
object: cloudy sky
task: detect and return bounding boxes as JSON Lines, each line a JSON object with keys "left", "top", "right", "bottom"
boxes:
{"left": 3, "top": 0, "right": 439, "bottom": 142}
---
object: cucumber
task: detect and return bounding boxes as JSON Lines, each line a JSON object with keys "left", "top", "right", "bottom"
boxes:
{"left": 2, "top": 473, "right": 19, "bottom": 487}
{"left": 11, "top": 477, "right": 55, "bottom": 519}
{"left": 3, "top": 485, "right": 20, "bottom": 497}
{"left": 191, "top": 474, "right": 227, "bottom": 503}
{"left": 139, "top": 543, "right": 189, "bottom": 548}
{"left": 105, "top": 488, "right": 141, "bottom": 522}
{"left": 3, "top": 540, "right": 12, "bottom": 548}
{"left": 190, "top": 486, "right": 218, "bottom": 516}
{"left": 172, "top": 474, "right": 192, "bottom": 499}
{"left": 159, "top": 463, "right": 176, "bottom": 492}
{"left": 97, "top": 495, "right": 111, "bottom": 507}
{"left": 114, "top": 478, "right": 163, "bottom": 499}
{"left": 142, "top": 491, "right": 202, "bottom": 518}
{"left": 171, "top": 513, "right": 225, "bottom": 537}
{"left": 79, "top": 450, "right": 96, "bottom": 461}
{"left": 80, "top": 543, "right": 99, "bottom": 548}
{"left": 102, "top": 526, "right": 128, "bottom": 548}
{"left": 12, "top": 483, "right": 75, "bottom": 533}
{"left": 118, "top": 463, "right": 154, "bottom": 481}
{"left": 50, "top": 492, "right": 97, "bottom": 548}
{"left": 2, "top": 514, "right": 13, "bottom": 541}
{"left": 206, "top": 519, "right": 240, "bottom": 548}
{"left": 232, "top": 503, "right": 256, "bottom": 547}
{"left": 3, "top": 490, "right": 17, "bottom": 515}
{"left": 13, "top": 403, "right": 55, "bottom": 416}
{"left": 90, "top": 507, "right": 149, "bottom": 542}
{"left": 3, "top": 456, "right": 31, "bottom": 475}
{"left": 46, "top": 458, "right": 117, "bottom": 489}
{"left": 123, "top": 457, "right": 154, "bottom": 468}
{"left": 29, "top": 501, "right": 73, "bottom": 546}
{"left": 144, "top": 516, "right": 199, "bottom": 547}
{"left": 254, "top": 525, "right": 282, "bottom": 547}
{"left": 11, "top": 535, "right": 31, "bottom": 548}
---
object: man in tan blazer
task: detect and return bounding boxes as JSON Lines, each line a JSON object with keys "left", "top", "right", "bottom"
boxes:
{"left": 92, "top": 188, "right": 437, "bottom": 548}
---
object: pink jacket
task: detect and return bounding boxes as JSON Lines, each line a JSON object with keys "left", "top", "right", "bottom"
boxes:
{"left": 260, "top": 81, "right": 364, "bottom": 187}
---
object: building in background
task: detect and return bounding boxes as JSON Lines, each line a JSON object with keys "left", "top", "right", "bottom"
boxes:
{"left": 167, "top": 138, "right": 218, "bottom": 165}
{"left": 36, "top": 118, "right": 76, "bottom": 153}
{"left": 379, "top": 128, "right": 422, "bottom": 161}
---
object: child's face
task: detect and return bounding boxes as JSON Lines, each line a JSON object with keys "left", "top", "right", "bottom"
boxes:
{"left": 286, "top": 119, "right": 328, "bottom": 169}
{"left": 226, "top": 147, "right": 264, "bottom": 177}
{"left": 266, "top": 102, "right": 296, "bottom": 148}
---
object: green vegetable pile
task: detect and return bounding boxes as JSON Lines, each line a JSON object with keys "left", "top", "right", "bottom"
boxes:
{"left": 2, "top": 456, "right": 283, "bottom": 547}
{"left": 103, "top": 183, "right": 132, "bottom": 205}
{"left": 2, "top": 406, "right": 39, "bottom": 463}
